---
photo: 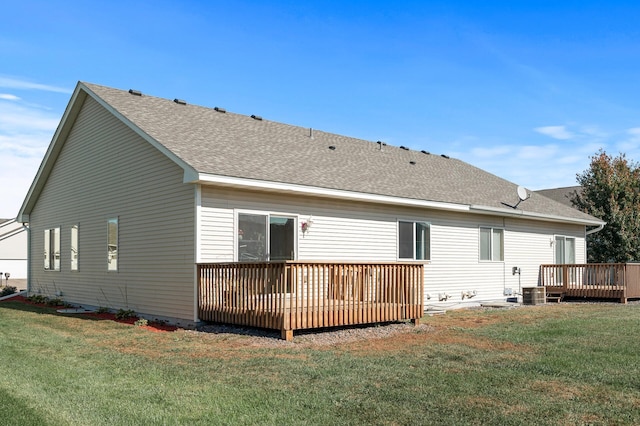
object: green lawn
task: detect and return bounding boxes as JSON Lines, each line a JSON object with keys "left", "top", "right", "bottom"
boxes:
{"left": 1, "top": 300, "right": 640, "bottom": 425}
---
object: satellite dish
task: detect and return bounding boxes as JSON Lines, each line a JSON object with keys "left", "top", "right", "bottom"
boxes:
{"left": 517, "top": 185, "right": 528, "bottom": 201}
{"left": 501, "top": 185, "right": 531, "bottom": 209}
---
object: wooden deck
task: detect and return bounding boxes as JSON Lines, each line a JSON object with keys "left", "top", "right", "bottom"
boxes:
{"left": 540, "top": 263, "right": 640, "bottom": 303}
{"left": 198, "top": 261, "right": 424, "bottom": 340}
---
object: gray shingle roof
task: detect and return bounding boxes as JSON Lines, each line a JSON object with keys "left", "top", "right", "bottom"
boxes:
{"left": 536, "top": 186, "right": 583, "bottom": 209}
{"left": 82, "top": 82, "right": 600, "bottom": 225}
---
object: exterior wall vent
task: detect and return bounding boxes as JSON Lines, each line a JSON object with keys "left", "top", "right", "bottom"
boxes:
{"left": 173, "top": 99, "right": 187, "bottom": 105}
{"left": 128, "top": 89, "right": 142, "bottom": 96}
{"left": 251, "top": 115, "right": 263, "bottom": 121}
{"left": 214, "top": 107, "right": 226, "bottom": 113}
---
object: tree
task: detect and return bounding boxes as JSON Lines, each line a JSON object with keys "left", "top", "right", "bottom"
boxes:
{"left": 572, "top": 150, "right": 640, "bottom": 262}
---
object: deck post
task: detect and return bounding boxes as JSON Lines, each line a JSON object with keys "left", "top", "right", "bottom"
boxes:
{"left": 411, "top": 318, "right": 420, "bottom": 326}
{"left": 281, "top": 329, "right": 294, "bottom": 341}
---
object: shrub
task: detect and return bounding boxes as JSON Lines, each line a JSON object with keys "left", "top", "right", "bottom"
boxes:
{"left": 134, "top": 318, "right": 148, "bottom": 327}
{"left": 0, "top": 286, "right": 17, "bottom": 297}
{"left": 115, "top": 309, "right": 136, "bottom": 320}
{"left": 96, "top": 306, "right": 110, "bottom": 314}
{"left": 26, "top": 294, "right": 49, "bottom": 304}
{"left": 46, "top": 298, "right": 65, "bottom": 307}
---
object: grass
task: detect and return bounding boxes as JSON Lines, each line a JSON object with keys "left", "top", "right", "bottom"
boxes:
{"left": 1, "top": 301, "right": 640, "bottom": 425}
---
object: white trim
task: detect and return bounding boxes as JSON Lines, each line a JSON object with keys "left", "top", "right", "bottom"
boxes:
{"left": 192, "top": 173, "right": 470, "bottom": 212}
{"left": 235, "top": 209, "right": 298, "bottom": 262}
{"left": 479, "top": 226, "right": 504, "bottom": 263}
{"left": 470, "top": 204, "right": 604, "bottom": 226}
{"left": 397, "top": 220, "right": 431, "bottom": 262}
{"left": 81, "top": 84, "right": 199, "bottom": 180}
{"left": 192, "top": 173, "right": 603, "bottom": 227}
{"left": 194, "top": 185, "right": 202, "bottom": 323}
{"left": 107, "top": 217, "right": 118, "bottom": 272}
{"left": 586, "top": 223, "right": 605, "bottom": 235}
{"left": 195, "top": 185, "right": 202, "bottom": 263}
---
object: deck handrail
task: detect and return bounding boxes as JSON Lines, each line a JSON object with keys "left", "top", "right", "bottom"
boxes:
{"left": 540, "top": 263, "right": 640, "bottom": 302}
{"left": 197, "top": 261, "right": 424, "bottom": 339}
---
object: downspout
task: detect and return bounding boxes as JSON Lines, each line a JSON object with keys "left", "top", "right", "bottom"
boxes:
{"left": 23, "top": 223, "right": 30, "bottom": 294}
{"left": 584, "top": 223, "right": 604, "bottom": 263}
{"left": 586, "top": 223, "right": 605, "bottom": 235}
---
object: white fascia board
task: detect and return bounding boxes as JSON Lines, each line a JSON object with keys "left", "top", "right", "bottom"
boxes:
{"left": 81, "top": 83, "right": 199, "bottom": 180}
{"left": 190, "top": 173, "right": 471, "bottom": 212}
{"left": 470, "top": 204, "right": 605, "bottom": 226}
{"left": 18, "top": 83, "right": 87, "bottom": 222}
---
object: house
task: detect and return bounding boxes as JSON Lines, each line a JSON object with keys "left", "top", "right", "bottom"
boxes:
{"left": 18, "top": 82, "right": 604, "bottom": 328}
{"left": 536, "top": 186, "right": 583, "bottom": 209}
{"left": 0, "top": 218, "right": 27, "bottom": 288}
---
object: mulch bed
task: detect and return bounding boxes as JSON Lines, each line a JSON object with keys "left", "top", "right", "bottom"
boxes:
{"left": 2, "top": 295, "right": 179, "bottom": 332}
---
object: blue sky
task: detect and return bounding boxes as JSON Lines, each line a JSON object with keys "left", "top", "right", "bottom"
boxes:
{"left": 1, "top": 1, "right": 639, "bottom": 218}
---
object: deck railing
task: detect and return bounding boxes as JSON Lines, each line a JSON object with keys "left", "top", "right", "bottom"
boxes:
{"left": 540, "top": 263, "right": 640, "bottom": 302}
{"left": 198, "top": 261, "right": 424, "bottom": 340}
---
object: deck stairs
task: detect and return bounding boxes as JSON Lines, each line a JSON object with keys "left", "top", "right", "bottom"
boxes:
{"left": 546, "top": 289, "right": 565, "bottom": 303}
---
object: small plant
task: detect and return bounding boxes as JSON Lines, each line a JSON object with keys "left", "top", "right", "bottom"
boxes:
{"left": 27, "top": 294, "right": 49, "bottom": 304}
{"left": 47, "top": 298, "right": 65, "bottom": 307}
{"left": 96, "top": 306, "right": 110, "bottom": 314}
{"left": 115, "top": 309, "right": 136, "bottom": 320}
{"left": 0, "top": 286, "right": 17, "bottom": 297}
{"left": 134, "top": 318, "right": 148, "bottom": 327}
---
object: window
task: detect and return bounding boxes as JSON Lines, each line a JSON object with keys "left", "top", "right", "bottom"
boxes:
{"left": 237, "top": 213, "right": 295, "bottom": 261}
{"left": 44, "top": 228, "right": 60, "bottom": 270}
{"left": 71, "top": 224, "right": 79, "bottom": 271}
{"left": 555, "top": 236, "right": 576, "bottom": 264}
{"left": 108, "top": 218, "right": 118, "bottom": 271}
{"left": 398, "top": 221, "right": 430, "bottom": 261}
{"left": 480, "top": 227, "right": 503, "bottom": 261}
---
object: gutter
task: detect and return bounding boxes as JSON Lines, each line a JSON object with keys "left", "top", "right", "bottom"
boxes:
{"left": 469, "top": 204, "right": 605, "bottom": 227}
{"left": 189, "top": 173, "right": 604, "bottom": 228}
{"left": 586, "top": 222, "right": 605, "bottom": 235}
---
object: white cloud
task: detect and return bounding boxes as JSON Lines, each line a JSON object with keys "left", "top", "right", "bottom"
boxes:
{"left": 0, "top": 103, "right": 60, "bottom": 134}
{"left": 627, "top": 127, "right": 640, "bottom": 138}
{"left": 0, "top": 76, "right": 71, "bottom": 94}
{"left": 0, "top": 156, "right": 41, "bottom": 219}
{"left": 0, "top": 93, "right": 61, "bottom": 217}
{"left": 0, "top": 93, "right": 20, "bottom": 101}
{"left": 534, "top": 125, "right": 575, "bottom": 140}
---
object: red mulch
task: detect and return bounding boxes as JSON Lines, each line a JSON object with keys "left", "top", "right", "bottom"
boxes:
{"left": 2, "top": 295, "right": 179, "bottom": 332}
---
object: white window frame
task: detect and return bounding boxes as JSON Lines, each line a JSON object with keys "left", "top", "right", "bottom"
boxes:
{"left": 479, "top": 227, "right": 504, "bottom": 262}
{"left": 44, "top": 227, "right": 60, "bottom": 271}
{"left": 397, "top": 220, "right": 431, "bottom": 261}
{"left": 235, "top": 210, "right": 298, "bottom": 262}
{"left": 107, "top": 217, "right": 118, "bottom": 272}
{"left": 554, "top": 235, "right": 576, "bottom": 264}
{"left": 71, "top": 224, "right": 79, "bottom": 271}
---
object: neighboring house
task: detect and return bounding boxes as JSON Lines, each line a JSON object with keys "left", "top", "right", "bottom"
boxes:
{"left": 18, "top": 82, "right": 604, "bottom": 325}
{"left": 0, "top": 218, "right": 27, "bottom": 283}
{"left": 536, "top": 186, "right": 583, "bottom": 209}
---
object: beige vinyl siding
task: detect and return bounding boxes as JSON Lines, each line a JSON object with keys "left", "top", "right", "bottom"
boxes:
{"left": 201, "top": 187, "right": 398, "bottom": 262}
{"left": 201, "top": 187, "right": 589, "bottom": 307}
{"left": 28, "top": 96, "right": 196, "bottom": 321}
